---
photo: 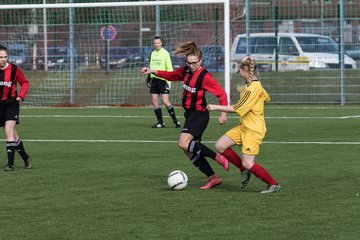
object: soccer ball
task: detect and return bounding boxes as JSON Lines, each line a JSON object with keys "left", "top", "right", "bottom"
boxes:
{"left": 167, "top": 170, "right": 188, "bottom": 190}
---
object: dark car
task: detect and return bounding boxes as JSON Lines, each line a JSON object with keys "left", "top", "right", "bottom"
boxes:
{"left": 38, "top": 47, "right": 79, "bottom": 70}
{"left": 127, "top": 46, "right": 153, "bottom": 67}
{"left": 345, "top": 44, "right": 360, "bottom": 60}
{"left": 201, "top": 45, "right": 224, "bottom": 72}
{"left": 100, "top": 47, "right": 131, "bottom": 69}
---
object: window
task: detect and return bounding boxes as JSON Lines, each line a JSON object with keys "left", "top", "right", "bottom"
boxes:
{"left": 236, "top": 36, "right": 277, "bottom": 55}
{"left": 235, "top": 37, "right": 255, "bottom": 54}
{"left": 279, "top": 37, "right": 298, "bottom": 55}
{"left": 253, "top": 37, "right": 277, "bottom": 54}
{"left": 296, "top": 36, "right": 338, "bottom": 53}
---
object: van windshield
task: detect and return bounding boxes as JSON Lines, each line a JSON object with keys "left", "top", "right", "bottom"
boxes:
{"left": 296, "top": 36, "right": 338, "bottom": 53}
{"left": 236, "top": 37, "right": 277, "bottom": 54}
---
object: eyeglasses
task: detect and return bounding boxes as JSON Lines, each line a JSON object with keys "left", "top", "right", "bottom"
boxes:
{"left": 186, "top": 59, "right": 201, "bottom": 66}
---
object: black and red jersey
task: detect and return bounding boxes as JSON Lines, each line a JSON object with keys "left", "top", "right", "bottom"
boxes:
{"left": 0, "top": 63, "right": 29, "bottom": 101}
{"left": 157, "top": 66, "right": 228, "bottom": 111}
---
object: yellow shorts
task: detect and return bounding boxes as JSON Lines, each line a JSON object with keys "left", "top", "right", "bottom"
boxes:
{"left": 225, "top": 124, "right": 264, "bottom": 155}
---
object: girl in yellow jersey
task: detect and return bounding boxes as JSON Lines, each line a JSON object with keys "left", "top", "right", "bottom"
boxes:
{"left": 207, "top": 56, "right": 281, "bottom": 193}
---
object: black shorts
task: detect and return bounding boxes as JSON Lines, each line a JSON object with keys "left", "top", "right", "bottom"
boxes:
{"left": 0, "top": 98, "right": 20, "bottom": 127}
{"left": 182, "top": 110, "right": 209, "bottom": 141}
{"left": 149, "top": 78, "right": 171, "bottom": 94}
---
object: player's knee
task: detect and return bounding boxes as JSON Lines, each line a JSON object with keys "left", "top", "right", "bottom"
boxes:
{"left": 242, "top": 159, "right": 254, "bottom": 170}
{"left": 178, "top": 140, "right": 188, "bottom": 151}
{"left": 162, "top": 99, "right": 171, "bottom": 106}
{"left": 214, "top": 141, "right": 225, "bottom": 153}
{"left": 152, "top": 100, "right": 159, "bottom": 106}
{"left": 5, "top": 130, "right": 14, "bottom": 140}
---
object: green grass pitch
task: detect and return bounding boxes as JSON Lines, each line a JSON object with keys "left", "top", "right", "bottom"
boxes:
{"left": 0, "top": 106, "right": 359, "bottom": 240}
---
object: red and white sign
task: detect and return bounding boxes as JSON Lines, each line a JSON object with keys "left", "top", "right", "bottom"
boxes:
{"left": 101, "top": 25, "right": 117, "bottom": 40}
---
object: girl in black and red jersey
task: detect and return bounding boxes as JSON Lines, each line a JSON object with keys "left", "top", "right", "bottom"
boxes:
{"left": 141, "top": 42, "right": 229, "bottom": 189}
{"left": 0, "top": 45, "right": 32, "bottom": 171}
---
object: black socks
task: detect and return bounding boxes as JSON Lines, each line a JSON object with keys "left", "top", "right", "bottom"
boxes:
{"left": 190, "top": 154, "right": 215, "bottom": 177}
{"left": 187, "top": 141, "right": 217, "bottom": 160}
{"left": 154, "top": 107, "right": 163, "bottom": 124}
{"left": 6, "top": 141, "right": 16, "bottom": 166}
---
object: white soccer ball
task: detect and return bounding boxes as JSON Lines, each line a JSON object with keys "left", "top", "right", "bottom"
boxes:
{"left": 167, "top": 170, "right": 188, "bottom": 190}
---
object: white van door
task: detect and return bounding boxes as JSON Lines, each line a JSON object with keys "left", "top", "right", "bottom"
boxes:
{"left": 278, "top": 36, "right": 309, "bottom": 71}
{"left": 231, "top": 36, "right": 277, "bottom": 72}
{"left": 251, "top": 36, "right": 277, "bottom": 72}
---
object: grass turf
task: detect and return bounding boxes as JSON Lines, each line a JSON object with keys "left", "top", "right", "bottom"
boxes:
{"left": 0, "top": 106, "right": 359, "bottom": 240}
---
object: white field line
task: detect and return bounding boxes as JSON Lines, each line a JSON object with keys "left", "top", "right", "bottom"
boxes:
{"left": 22, "top": 115, "right": 360, "bottom": 119}
{"left": 23, "top": 139, "right": 360, "bottom": 145}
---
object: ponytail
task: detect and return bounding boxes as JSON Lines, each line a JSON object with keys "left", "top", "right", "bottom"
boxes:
{"left": 174, "top": 41, "right": 202, "bottom": 60}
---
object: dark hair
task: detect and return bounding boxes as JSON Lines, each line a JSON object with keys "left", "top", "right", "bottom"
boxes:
{"left": 0, "top": 45, "right": 8, "bottom": 52}
{"left": 174, "top": 41, "right": 202, "bottom": 60}
{"left": 153, "top": 36, "right": 164, "bottom": 44}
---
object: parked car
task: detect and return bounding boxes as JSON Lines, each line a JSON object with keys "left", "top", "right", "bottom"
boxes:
{"left": 345, "top": 44, "right": 360, "bottom": 60}
{"left": 128, "top": 46, "right": 153, "bottom": 66}
{"left": 201, "top": 45, "right": 225, "bottom": 72}
{"left": 38, "top": 46, "right": 79, "bottom": 70}
{"left": 100, "top": 47, "right": 130, "bottom": 69}
{"left": 7, "top": 42, "right": 31, "bottom": 70}
{"left": 231, "top": 33, "right": 357, "bottom": 72}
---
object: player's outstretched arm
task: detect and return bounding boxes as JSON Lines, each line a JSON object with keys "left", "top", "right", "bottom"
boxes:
{"left": 140, "top": 67, "right": 158, "bottom": 75}
{"left": 207, "top": 104, "right": 235, "bottom": 113}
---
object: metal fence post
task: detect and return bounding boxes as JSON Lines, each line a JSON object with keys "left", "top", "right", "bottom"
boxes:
{"left": 339, "top": 0, "right": 346, "bottom": 106}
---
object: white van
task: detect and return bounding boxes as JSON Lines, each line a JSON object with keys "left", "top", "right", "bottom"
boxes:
{"left": 230, "top": 33, "right": 357, "bottom": 72}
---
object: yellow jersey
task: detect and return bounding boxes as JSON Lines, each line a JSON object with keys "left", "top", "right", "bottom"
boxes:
{"left": 149, "top": 48, "right": 173, "bottom": 84}
{"left": 232, "top": 80, "right": 270, "bottom": 138}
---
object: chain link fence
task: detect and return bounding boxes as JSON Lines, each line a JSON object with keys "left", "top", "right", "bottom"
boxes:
{"left": 0, "top": 0, "right": 359, "bottom": 105}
